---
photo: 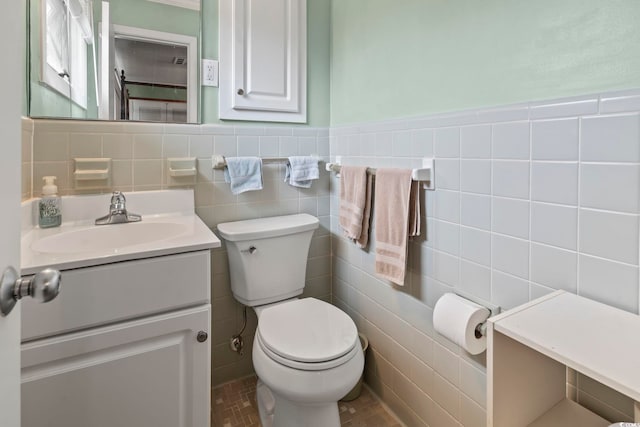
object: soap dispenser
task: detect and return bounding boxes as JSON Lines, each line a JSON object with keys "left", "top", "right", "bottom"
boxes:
{"left": 39, "top": 176, "right": 61, "bottom": 228}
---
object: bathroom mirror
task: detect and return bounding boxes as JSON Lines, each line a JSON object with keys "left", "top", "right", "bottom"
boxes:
{"left": 27, "top": 0, "right": 201, "bottom": 123}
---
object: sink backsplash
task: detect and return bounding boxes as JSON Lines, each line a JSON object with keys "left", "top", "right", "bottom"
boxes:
{"left": 21, "top": 119, "right": 331, "bottom": 231}
{"left": 21, "top": 189, "right": 197, "bottom": 231}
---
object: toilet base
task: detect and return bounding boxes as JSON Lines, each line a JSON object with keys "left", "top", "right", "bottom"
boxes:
{"left": 256, "top": 381, "right": 340, "bottom": 427}
{"left": 256, "top": 380, "right": 275, "bottom": 427}
{"left": 251, "top": 330, "right": 364, "bottom": 427}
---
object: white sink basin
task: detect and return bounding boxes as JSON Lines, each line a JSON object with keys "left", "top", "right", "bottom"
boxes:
{"left": 21, "top": 190, "right": 221, "bottom": 275}
{"left": 31, "top": 222, "right": 189, "bottom": 254}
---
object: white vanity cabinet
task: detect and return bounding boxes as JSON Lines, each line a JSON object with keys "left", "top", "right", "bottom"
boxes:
{"left": 219, "top": 0, "right": 307, "bottom": 123}
{"left": 20, "top": 251, "right": 212, "bottom": 427}
{"left": 488, "top": 290, "right": 640, "bottom": 427}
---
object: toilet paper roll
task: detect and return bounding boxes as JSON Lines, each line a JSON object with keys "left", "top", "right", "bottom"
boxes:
{"left": 433, "top": 293, "right": 491, "bottom": 355}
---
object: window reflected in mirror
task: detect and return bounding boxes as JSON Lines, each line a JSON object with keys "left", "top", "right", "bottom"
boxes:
{"left": 36, "top": 0, "right": 92, "bottom": 117}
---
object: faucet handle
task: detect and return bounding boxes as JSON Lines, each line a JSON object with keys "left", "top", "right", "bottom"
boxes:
{"left": 110, "top": 191, "right": 126, "bottom": 210}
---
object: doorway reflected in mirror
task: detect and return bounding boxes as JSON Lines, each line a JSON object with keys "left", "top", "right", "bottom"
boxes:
{"left": 115, "top": 38, "right": 189, "bottom": 123}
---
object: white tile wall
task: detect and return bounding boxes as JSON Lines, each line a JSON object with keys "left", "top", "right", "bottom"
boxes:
{"left": 460, "top": 160, "right": 491, "bottom": 194}
{"left": 530, "top": 243, "right": 577, "bottom": 293}
{"left": 435, "top": 127, "right": 461, "bottom": 158}
{"left": 330, "top": 89, "right": 640, "bottom": 426}
{"left": 492, "top": 160, "right": 530, "bottom": 199}
{"left": 580, "top": 163, "right": 640, "bottom": 213}
{"left": 531, "top": 118, "right": 579, "bottom": 160}
{"left": 531, "top": 162, "right": 578, "bottom": 205}
{"left": 581, "top": 114, "right": 640, "bottom": 162}
{"left": 460, "top": 125, "right": 491, "bottom": 159}
{"left": 492, "top": 234, "right": 529, "bottom": 279}
{"left": 460, "top": 227, "right": 491, "bottom": 267}
{"left": 492, "top": 121, "right": 530, "bottom": 160}
{"left": 491, "top": 197, "right": 529, "bottom": 239}
{"left": 530, "top": 202, "right": 577, "bottom": 250}
{"left": 579, "top": 209, "right": 638, "bottom": 265}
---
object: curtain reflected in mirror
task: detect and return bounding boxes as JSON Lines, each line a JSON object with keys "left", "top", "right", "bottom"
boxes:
{"left": 27, "top": 0, "right": 201, "bottom": 123}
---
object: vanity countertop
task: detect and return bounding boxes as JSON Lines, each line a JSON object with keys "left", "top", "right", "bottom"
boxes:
{"left": 21, "top": 190, "right": 220, "bottom": 275}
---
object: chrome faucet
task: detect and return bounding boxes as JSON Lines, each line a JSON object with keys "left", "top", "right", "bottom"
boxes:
{"left": 95, "top": 191, "right": 142, "bottom": 225}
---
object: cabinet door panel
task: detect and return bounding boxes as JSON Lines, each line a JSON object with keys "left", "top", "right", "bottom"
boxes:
{"left": 220, "top": 0, "right": 306, "bottom": 122}
{"left": 233, "top": 0, "right": 297, "bottom": 112}
{"left": 22, "top": 251, "right": 210, "bottom": 341}
{"left": 21, "top": 306, "right": 210, "bottom": 427}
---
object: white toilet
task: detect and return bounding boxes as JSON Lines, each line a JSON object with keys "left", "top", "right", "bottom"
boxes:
{"left": 217, "top": 214, "right": 364, "bottom": 427}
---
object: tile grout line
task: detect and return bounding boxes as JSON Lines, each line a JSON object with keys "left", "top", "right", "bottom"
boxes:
{"left": 528, "top": 115, "right": 533, "bottom": 301}
{"left": 576, "top": 116, "right": 583, "bottom": 300}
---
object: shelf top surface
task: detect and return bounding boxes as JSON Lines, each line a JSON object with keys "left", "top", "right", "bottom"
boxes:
{"left": 492, "top": 291, "right": 640, "bottom": 402}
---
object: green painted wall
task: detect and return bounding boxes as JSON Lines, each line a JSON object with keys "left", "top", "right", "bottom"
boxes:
{"left": 105, "top": 0, "right": 199, "bottom": 37}
{"left": 330, "top": 0, "right": 640, "bottom": 125}
{"left": 200, "top": 0, "right": 218, "bottom": 123}
{"left": 305, "top": 0, "right": 331, "bottom": 127}
{"left": 201, "top": 0, "right": 331, "bottom": 126}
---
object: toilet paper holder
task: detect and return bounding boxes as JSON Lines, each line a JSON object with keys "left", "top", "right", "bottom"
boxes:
{"left": 455, "top": 291, "right": 501, "bottom": 338}
{"left": 433, "top": 292, "right": 502, "bottom": 355}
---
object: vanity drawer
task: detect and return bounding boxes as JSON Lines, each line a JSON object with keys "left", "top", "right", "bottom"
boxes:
{"left": 21, "top": 250, "right": 211, "bottom": 341}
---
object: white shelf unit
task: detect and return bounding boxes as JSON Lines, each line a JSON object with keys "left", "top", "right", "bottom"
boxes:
{"left": 487, "top": 290, "right": 640, "bottom": 427}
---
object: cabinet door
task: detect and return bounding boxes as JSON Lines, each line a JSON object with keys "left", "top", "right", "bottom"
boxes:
{"left": 220, "top": 0, "right": 307, "bottom": 123}
{"left": 21, "top": 305, "right": 211, "bottom": 427}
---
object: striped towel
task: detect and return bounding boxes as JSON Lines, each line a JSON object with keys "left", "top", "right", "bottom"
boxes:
{"left": 339, "top": 166, "right": 373, "bottom": 248}
{"left": 284, "top": 156, "right": 319, "bottom": 188}
{"left": 373, "top": 168, "right": 420, "bottom": 285}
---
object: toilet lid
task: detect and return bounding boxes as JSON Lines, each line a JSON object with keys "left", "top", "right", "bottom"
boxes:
{"left": 257, "top": 298, "right": 358, "bottom": 363}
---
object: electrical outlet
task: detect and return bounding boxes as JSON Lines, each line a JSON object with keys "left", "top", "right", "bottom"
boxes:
{"left": 202, "top": 59, "right": 218, "bottom": 87}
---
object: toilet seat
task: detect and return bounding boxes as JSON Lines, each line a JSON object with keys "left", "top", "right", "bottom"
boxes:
{"left": 256, "top": 333, "right": 360, "bottom": 371}
{"left": 257, "top": 298, "right": 359, "bottom": 371}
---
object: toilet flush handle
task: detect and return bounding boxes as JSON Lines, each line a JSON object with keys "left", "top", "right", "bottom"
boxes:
{"left": 241, "top": 245, "right": 257, "bottom": 254}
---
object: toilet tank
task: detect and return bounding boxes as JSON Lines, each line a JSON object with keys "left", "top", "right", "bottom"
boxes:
{"left": 217, "top": 214, "right": 320, "bottom": 306}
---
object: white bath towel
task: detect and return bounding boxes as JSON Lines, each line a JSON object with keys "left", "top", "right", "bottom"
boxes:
{"left": 373, "top": 168, "right": 420, "bottom": 285}
{"left": 224, "top": 157, "right": 263, "bottom": 195}
{"left": 284, "top": 156, "right": 319, "bottom": 188}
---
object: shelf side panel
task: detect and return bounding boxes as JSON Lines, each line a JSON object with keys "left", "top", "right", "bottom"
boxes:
{"left": 489, "top": 330, "right": 566, "bottom": 427}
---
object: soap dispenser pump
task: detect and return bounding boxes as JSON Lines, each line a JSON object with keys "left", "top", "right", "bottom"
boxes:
{"left": 39, "top": 176, "right": 61, "bottom": 228}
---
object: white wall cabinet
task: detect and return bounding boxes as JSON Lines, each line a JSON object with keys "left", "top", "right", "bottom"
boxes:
{"left": 488, "top": 290, "right": 640, "bottom": 427}
{"left": 20, "top": 251, "right": 212, "bottom": 427}
{"left": 219, "top": 0, "right": 307, "bottom": 123}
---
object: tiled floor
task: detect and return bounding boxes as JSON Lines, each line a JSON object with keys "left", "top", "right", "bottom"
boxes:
{"left": 212, "top": 375, "right": 403, "bottom": 427}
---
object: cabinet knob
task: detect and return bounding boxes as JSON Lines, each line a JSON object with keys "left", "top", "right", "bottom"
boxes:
{"left": 197, "top": 331, "right": 208, "bottom": 343}
{"left": 237, "top": 88, "right": 245, "bottom": 96}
